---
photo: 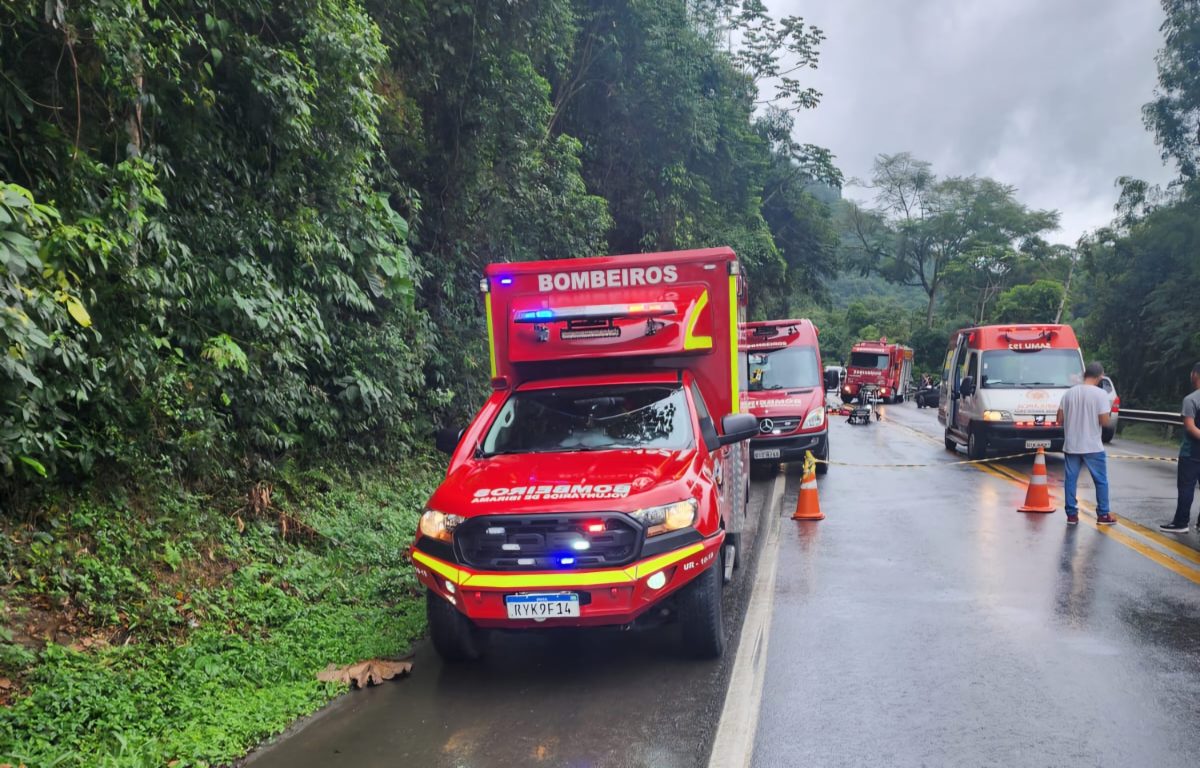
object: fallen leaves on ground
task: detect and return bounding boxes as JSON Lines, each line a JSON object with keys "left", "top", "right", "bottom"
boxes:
{"left": 316, "top": 658, "right": 413, "bottom": 689}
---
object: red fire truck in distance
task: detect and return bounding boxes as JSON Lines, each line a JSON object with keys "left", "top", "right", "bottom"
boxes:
{"left": 413, "top": 248, "right": 757, "bottom": 661}
{"left": 841, "top": 338, "right": 914, "bottom": 404}
{"left": 740, "top": 319, "right": 829, "bottom": 474}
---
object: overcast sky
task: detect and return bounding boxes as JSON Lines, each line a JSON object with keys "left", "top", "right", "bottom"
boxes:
{"left": 771, "top": 0, "right": 1177, "bottom": 244}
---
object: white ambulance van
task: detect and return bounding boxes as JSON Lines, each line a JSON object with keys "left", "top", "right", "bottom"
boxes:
{"left": 938, "top": 324, "right": 1085, "bottom": 459}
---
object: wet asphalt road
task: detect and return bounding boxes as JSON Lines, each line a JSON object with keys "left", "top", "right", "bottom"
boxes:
{"left": 247, "top": 460, "right": 782, "bottom": 768}
{"left": 754, "top": 404, "right": 1200, "bottom": 767}
{"left": 248, "top": 403, "right": 1200, "bottom": 768}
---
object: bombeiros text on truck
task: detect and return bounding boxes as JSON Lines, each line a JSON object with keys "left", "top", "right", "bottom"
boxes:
{"left": 740, "top": 318, "right": 830, "bottom": 475}
{"left": 413, "top": 247, "right": 757, "bottom": 661}
{"left": 938, "top": 324, "right": 1085, "bottom": 459}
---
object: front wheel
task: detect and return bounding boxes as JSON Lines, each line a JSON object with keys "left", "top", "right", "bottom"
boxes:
{"left": 677, "top": 548, "right": 724, "bottom": 659}
{"left": 427, "top": 590, "right": 488, "bottom": 662}
{"left": 1102, "top": 427, "right": 1115, "bottom": 444}
{"left": 944, "top": 430, "right": 957, "bottom": 452}
{"left": 967, "top": 428, "right": 987, "bottom": 460}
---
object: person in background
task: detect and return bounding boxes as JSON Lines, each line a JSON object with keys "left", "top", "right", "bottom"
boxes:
{"left": 1160, "top": 361, "right": 1200, "bottom": 533}
{"left": 1057, "top": 361, "right": 1116, "bottom": 526}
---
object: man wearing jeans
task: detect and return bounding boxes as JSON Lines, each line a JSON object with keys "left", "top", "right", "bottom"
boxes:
{"left": 1057, "top": 361, "right": 1116, "bottom": 526}
{"left": 1160, "top": 361, "right": 1200, "bottom": 533}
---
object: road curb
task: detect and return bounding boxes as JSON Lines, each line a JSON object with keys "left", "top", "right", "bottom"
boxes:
{"left": 708, "top": 469, "right": 786, "bottom": 768}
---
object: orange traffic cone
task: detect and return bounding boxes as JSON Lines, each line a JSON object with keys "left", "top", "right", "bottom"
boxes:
{"left": 792, "top": 451, "right": 825, "bottom": 521}
{"left": 1018, "top": 447, "right": 1055, "bottom": 513}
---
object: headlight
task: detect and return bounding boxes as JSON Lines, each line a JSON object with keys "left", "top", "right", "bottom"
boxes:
{"left": 802, "top": 408, "right": 825, "bottom": 429}
{"left": 843, "top": 385, "right": 852, "bottom": 392}
{"left": 419, "top": 509, "right": 465, "bottom": 542}
{"left": 630, "top": 499, "right": 697, "bottom": 536}
{"left": 982, "top": 410, "right": 1012, "bottom": 422}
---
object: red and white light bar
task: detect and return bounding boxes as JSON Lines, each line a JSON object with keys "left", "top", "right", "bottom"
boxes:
{"left": 515, "top": 302, "right": 677, "bottom": 323}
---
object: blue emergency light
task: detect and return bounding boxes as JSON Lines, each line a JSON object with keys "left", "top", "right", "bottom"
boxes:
{"left": 498, "top": 276, "right": 513, "bottom": 286}
{"left": 517, "top": 309, "right": 555, "bottom": 321}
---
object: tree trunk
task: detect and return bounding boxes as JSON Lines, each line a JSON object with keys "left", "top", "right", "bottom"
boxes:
{"left": 924, "top": 285, "right": 937, "bottom": 328}
{"left": 1054, "top": 256, "right": 1075, "bottom": 323}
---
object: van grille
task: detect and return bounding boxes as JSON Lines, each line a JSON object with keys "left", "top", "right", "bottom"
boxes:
{"left": 454, "top": 513, "right": 641, "bottom": 571}
{"left": 758, "top": 417, "right": 802, "bottom": 434}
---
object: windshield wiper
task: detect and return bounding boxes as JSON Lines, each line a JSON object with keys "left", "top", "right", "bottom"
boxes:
{"left": 479, "top": 448, "right": 527, "bottom": 458}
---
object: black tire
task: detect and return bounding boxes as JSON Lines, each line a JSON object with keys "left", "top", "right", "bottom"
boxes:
{"left": 815, "top": 443, "right": 829, "bottom": 475}
{"left": 1102, "top": 427, "right": 1115, "bottom": 444}
{"left": 967, "top": 428, "right": 987, "bottom": 460}
{"left": 677, "top": 548, "right": 724, "bottom": 659}
{"left": 944, "top": 431, "right": 957, "bottom": 452}
{"left": 427, "top": 590, "right": 488, "bottom": 662}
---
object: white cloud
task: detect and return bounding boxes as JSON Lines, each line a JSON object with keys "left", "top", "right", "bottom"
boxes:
{"left": 770, "top": 0, "right": 1177, "bottom": 243}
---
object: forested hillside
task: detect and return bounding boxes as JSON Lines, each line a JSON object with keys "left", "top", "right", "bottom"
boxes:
{"left": 0, "top": 2, "right": 843, "bottom": 764}
{"left": 0, "top": 0, "right": 842, "bottom": 495}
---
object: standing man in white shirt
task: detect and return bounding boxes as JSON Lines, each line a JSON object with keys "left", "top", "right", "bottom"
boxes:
{"left": 1057, "top": 361, "right": 1116, "bottom": 526}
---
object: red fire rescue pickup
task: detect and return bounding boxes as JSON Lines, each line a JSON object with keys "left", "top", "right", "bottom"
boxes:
{"left": 412, "top": 247, "right": 758, "bottom": 661}
{"left": 740, "top": 319, "right": 830, "bottom": 474}
{"left": 841, "top": 338, "right": 914, "bottom": 404}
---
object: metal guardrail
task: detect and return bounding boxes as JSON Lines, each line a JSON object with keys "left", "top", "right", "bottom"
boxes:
{"left": 1120, "top": 409, "right": 1183, "bottom": 426}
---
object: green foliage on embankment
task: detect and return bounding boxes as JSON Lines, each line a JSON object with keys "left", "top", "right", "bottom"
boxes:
{"left": 0, "top": 459, "right": 437, "bottom": 767}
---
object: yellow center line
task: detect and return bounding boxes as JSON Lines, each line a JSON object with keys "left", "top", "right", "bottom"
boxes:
{"left": 875, "top": 414, "right": 1200, "bottom": 585}
{"left": 984, "top": 462, "right": 1200, "bottom": 568}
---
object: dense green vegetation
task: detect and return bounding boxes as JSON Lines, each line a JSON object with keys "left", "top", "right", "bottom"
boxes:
{"left": 1076, "top": 0, "right": 1200, "bottom": 409}
{"left": 1, "top": 459, "right": 436, "bottom": 766}
{"left": 0, "top": 1, "right": 844, "bottom": 764}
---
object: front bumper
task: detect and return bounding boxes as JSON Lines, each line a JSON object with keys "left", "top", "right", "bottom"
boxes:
{"left": 411, "top": 532, "right": 724, "bottom": 629}
{"left": 978, "top": 423, "right": 1064, "bottom": 453}
{"left": 749, "top": 428, "right": 828, "bottom": 463}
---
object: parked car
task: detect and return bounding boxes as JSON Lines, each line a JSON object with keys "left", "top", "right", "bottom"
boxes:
{"left": 1099, "top": 375, "right": 1120, "bottom": 443}
{"left": 915, "top": 379, "right": 940, "bottom": 408}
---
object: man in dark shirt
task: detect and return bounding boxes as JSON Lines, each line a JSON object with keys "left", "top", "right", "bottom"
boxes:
{"left": 1160, "top": 361, "right": 1200, "bottom": 533}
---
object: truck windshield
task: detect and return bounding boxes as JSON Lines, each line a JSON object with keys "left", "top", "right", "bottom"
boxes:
{"left": 481, "top": 385, "right": 693, "bottom": 455}
{"left": 980, "top": 349, "right": 1084, "bottom": 388}
{"left": 850, "top": 351, "right": 888, "bottom": 369}
{"left": 747, "top": 347, "right": 820, "bottom": 390}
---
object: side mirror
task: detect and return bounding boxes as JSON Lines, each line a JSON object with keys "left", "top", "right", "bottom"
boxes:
{"left": 719, "top": 413, "right": 759, "bottom": 446}
{"left": 823, "top": 370, "right": 840, "bottom": 390}
{"left": 435, "top": 426, "right": 464, "bottom": 455}
{"left": 959, "top": 376, "right": 975, "bottom": 397}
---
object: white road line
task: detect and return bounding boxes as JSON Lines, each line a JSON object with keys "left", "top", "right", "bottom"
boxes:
{"left": 708, "top": 469, "right": 787, "bottom": 768}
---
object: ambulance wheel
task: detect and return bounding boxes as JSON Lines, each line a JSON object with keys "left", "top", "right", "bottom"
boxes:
{"left": 967, "top": 428, "right": 987, "bottom": 460}
{"left": 427, "top": 590, "right": 488, "bottom": 662}
{"left": 677, "top": 549, "right": 724, "bottom": 659}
